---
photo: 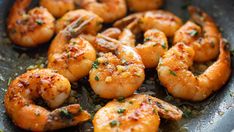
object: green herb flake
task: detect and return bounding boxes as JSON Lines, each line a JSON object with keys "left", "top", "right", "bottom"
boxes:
{"left": 189, "top": 30, "right": 198, "bottom": 37}
{"left": 117, "top": 108, "right": 126, "bottom": 114}
{"left": 60, "top": 109, "right": 73, "bottom": 119}
{"left": 169, "top": 70, "right": 177, "bottom": 76}
{"left": 230, "top": 49, "right": 234, "bottom": 56}
{"left": 95, "top": 76, "right": 99, "bottom": 81}
{"left": 144, "top": 38, "right": 151, "bottom": 42}
{"left": 153, "top": 109, "right": 157, "bottom": 114}
{"left": 36, "top": 19, "right": 43, "bottom": 25}
{"left": 92, "top": 60, "right": 100, "bottom": 69}
{"left": 109, "top": 120, "right": 119, "bottom": 127}
{"left": 117, "top": 97, "right": 125, "bottom": 103}
{"left": 161, "top": 42, "right": 167, "bottom": 49}
{"left": 129, "top": 101, "right": 133, "bottom": 104}
{"left": 7, "top": 77, "right": 12, "bottom": 86}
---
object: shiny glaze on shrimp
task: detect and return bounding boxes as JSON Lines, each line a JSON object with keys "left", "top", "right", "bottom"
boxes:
{"left": 127, "top": 0, "right": 163, "bottom": 12}
{"left": 174, "top": 6, "right": 220, "bottom": 62}
{"left": 157, "top": 39, "right": 231, "bottom": 101}
{"left": 7, "top": 0, "right": 55, "bottom": 47}
{"left": 56, "top": 9, "right": 103, "bottom": 34}
{"left": 4, "top": 69, "right": 90, "bottom": 131}
{"left": 93, "top": 94, "right": 182, "bottom": 132}
{"left": 40, "top": 0, "right": 75, "bottom": 18}
{"left": 89, "top": 36, "right": 145, "bottom": 99}
{"left": 48, "top": 17, "right": 96, "bottom": 82}
{"left": 77, "top": 0, "right": 127, "bottom": 23}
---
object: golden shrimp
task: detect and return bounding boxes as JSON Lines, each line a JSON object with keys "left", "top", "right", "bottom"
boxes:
{"left": 157, "top": 39, "right": 231, "bottom": 101}
{"left": 77, "top": 0, "right": 127, "bottom": 23}
{"left": 89, "top": 35, "right": 145, "bottom": 99}
{"left": 55, "top": 9, "right": 103, "bottom": 34}
{"left": 93, "top": 94, "right": 182, "bottom": 132}
{"left": 174, "top": 6, "right": 221, "bottom": 62}
{"left": 7, "top": 0, "right": 55, "bottom": 47}
{"left": 115, "top": 17, "right": 169, "bottom": 68}
{"left": 48, "top": 17, "right": 96, "bottom": 82}
{"left": 4, "top": 69, "right": 90, "bottom": 131}
{"left": 40, "top": 0, "right": 75, "bottom": 18}
{"left": 114, "top": 11, "right": 183, "bottom": 37}
{"left": 126, "top": 0, "right": 163, "bottom": 12}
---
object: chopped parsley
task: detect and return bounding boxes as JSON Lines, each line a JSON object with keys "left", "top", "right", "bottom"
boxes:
{"left": 60, "top": 109, "right": 73, "bottom": 119}
{"left": 169, "top": 70, "right": 177, "bottom": 76}
{"left": 7, "top": 77, "right": 12, "bottom": 86}
{"left": 161, "top": 42, "right": 167, "bottom": 49}
{"left": 117, "top": 108, "right": 126, "bottom": 114}
{"left": 144, "top": 38, "right": 151, "bottom": 42}
{"left": 92, "top": 60, "right": 99, "bottom": 69}
{"left": 36, "top": 19, "right": 43, "bottom": 25}
{"left": 109, "top": 120, "right": 119, "bottom": 127}
{"left": 117, "top": 97, "right": 125, "bottom": 103}
{"left": 95, "top": 76, "right": 99, "bottom": 81}
{"left": 189, "top": 30, "right": 198, "bottom": 37}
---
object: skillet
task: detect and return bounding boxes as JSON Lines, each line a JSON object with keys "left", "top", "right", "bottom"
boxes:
{"left": 0, "top": 0, "right": 233, "bottom": 131}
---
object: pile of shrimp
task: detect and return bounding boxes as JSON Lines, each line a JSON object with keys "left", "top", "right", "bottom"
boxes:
{"left": 4, "top": 0, "right": 231, "bottom": 131}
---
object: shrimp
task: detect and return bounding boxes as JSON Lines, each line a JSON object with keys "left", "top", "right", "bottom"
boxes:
{"left": 77, "top": 0, "right": 127, "bottom": 23}
{"left": 157, "top": 39, "right": 231, "bottom": 101}
{"left": 40, "top": 0, "right": 75, "bottom": 18}
{"left": 4, "top": 69, "right": 90, "bottom": 131}
{"left": 89, "top": 35, "right": 145, "bottom": 99}
{"left": 115, "top": 17, "right": 169, "bottom": 68}
{"left": 55, "top": 9, "right": 103, "bottom": 34}
{"left": 48, "top": 17, "right": 96, "bottom": 82}
{"left": 140, "top": 10, "right": 183, "bottom": 37}
{"left": 93, "top": 94, "right": 182, "bottom": 132}
{"left": 114, "top": 10, "right": 182, "bottom": 37}
{"left": 7, "top": 0, "right": 55, "bottom": 47}
{"left": 126, "top": 0, "right": 163, "bottom": 12}
{"left": 174, "top": 6, "right": 220, "bottom": 62}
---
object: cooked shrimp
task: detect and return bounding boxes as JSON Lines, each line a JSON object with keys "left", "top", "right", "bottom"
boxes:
{"left": 7, "top": 0, "right": 55, "bottom": 47}
{"left": 115, "top": 17, "right": 169, "bottom": 68}
{"left": 89, "top": 36, "right": 145, "bottom": 99}
{"left": 48, "top": 17, "right": 96, "bottom": 82}
{"left": 174, "top": 6, "right": 220, "bottom": 62}
{"left": 140, "top": 10, "right": 183, "bottom": 37}
{"left": 126, "top": 0, "right": 163, "bottom": 12}
{"left": 55, "top": 9, "right": 103, "bottom": 34}
{"left": 93, "top": 94, "right": 182, "bottom": 132}
{"left": 40, "top": 0, "right": 75, "bottom": 18}
{"left": 4, "top": 69, "right": 90, "bottom": 131}
{"left": 77, "top": 0, "right": 127, "bottom": 23}
{"left": 114, "top": 11, "right": 182, "bottom": 37}
{"left": 157, "top": 39, "right": 231, "bottom": 101}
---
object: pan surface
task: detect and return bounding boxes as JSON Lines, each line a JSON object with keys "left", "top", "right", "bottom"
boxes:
{"left": 0, "top": 0, "right": 233, "bottom": 131}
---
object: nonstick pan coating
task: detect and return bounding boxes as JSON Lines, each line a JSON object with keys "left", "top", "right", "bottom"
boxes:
{"left": 0, "top": 0, "right": 233, "bottom": 131}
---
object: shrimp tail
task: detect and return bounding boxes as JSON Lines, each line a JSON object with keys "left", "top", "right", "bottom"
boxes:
{"left": 64, "top": 16, "right": 95, "bottom": 38}
{"left": 45, "top": 104, "right": 90, "bottom": 131}
{"left": 188, "top": 6, "right": 213, "bottom": 26}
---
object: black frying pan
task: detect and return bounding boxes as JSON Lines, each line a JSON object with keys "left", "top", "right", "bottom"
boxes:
{"left": 0, "top": 0, "right": 233, "bottom": 131}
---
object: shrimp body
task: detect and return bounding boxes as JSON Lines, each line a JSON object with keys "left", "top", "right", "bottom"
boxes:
{"left": 93, "top": 94, "right": 182, "bottom": 132}
{"left": 56, "top": 9, "right": 103, "bottom": 34}
{"left": 4, "top": 69, "right": 90, "bottom": 131}
{"left": 89, "top": 37, "right": 145, "bottom": 99}
{"left": 157, "top": 40, "right": 231, "bottom": 101}
{"left": 174, "top": 6, "right": 220, "bottom": 62}
{"left": 115, "top": 16, "right": 169, "bottom": 68}
{"left": 77, "top": 0, "right": 127, "bottom": 23}
{"left": 40, "top": 0, "right": 75, "bottom": 18}
{"left": 48, "top": 18, "right": 96, "bottom": 82}
{"left": 7, "top": 0, "right": 55, "bottom": 47}
{"left": 140, "top": 10, "right": 183, "bottom": 37}
{"left": 127, "top": 0, "right": 163, "bottom": 12}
